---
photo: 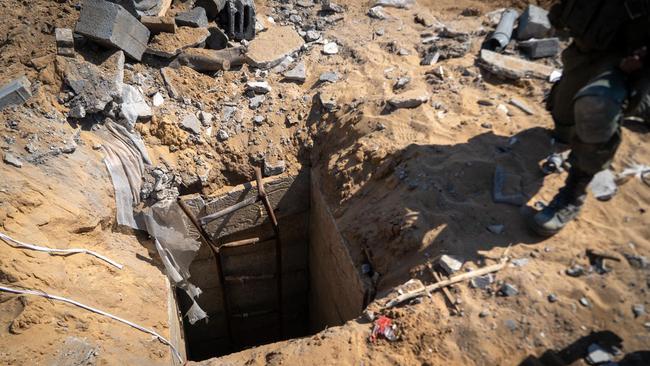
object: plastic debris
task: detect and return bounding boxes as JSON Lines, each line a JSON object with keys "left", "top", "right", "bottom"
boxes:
{"left": 369, "top": 315, "right": 398, "bottom": 342}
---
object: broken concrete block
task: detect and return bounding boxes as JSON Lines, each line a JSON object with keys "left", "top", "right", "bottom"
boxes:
{"left": 519, "top": 37, "right": 560, "bottom": 59}
{"left": 175, "top": 7, "right": 208, "bottom": 28}
{"left": 388, "top": 89, "right": 429, "bottom": 109}
{"left": 284, "top": 61, "right": 306, "bottom": 83}
{"left": 438, "top": 254, "right": 463, "bottom": 275}
{"left": 223, "top": 0, "right": 256, "bottom": 41}
{"left": 75, "top": 0, "right": 151, "bottom": 61}
{"left": 146, "top": 27, "right": 210, "bottom": 58}
{"left": 140, "top": 15, "right": 177, "bottom": 34}
{"left": 55, "top": 28, "right": 75, "bottom": 57}
{"left": 264, "top": 160, "right": 286, "bottom": 176}
{"left": 120, "top": 84, "right": 152, "bottom": 128}
{"left": 246, "top": 26, "right": 304, "bottom": 69}
{"left": 57, "top": 52, "right": 123, "bottom": 113}
{"left": 246, "top": 81, "right": 271, "bottom": 94}
{"left": 206, "top": 26, "right": 229, "bottom": 50}
{"left": 195, "top": 0, "right": 227, "bottom": 19}
{"left": 499, "top": 283, "right": 518, "bottom": 297}
{"left": 479, "top": 49, "right": 555, "bottom": 80}
{"left": 517, "top": 4, "right": 551, "bottom": 40}
{"left": 0, "top": 76, "right": 31, "bottom": 110}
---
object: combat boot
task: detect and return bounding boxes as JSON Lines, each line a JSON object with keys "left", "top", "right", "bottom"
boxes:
{"left": 528, "top": 169, "right": 591, "bottom": 237}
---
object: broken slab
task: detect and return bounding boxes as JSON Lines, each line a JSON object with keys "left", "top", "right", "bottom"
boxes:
{"left": 180, "top": 114, "right": 202, "bottom": 134}
{"left": 175, "top": 7, "right": 208, "bottom": 28}
{"left": 3, "top": 152, "right": 23, "bottom": 168}
{"left": 246, "top": 26, "right": 304, "bottom": 69}
{"left": 479, "top": 49, "right": 555, "bottom": 80}
{"left": 519, "top": 37, "right": 560, "bottom": 59}
{"left": 57, "top": 51, "right": 124, "bottom": 114}
{"left": 516, "top": 4, "right": 551, "bottom": 40}
{"left": 140, "top": 15, "right": 177, "bottom": 34}
{"left": 146, "top": 27, "right": 210, "bottom": 58}
{"left": 75, "top": 0, "right": 150, "bottom": 61}
{"left": 374, "top": 0, "right": 414, "bottom": 9}
{"left": 55, "top": 28, "right": 75, "bottom": 57}
{"left": 0, "top": 76, "right": 31, "bottom": 110}
{"left": 283, "top": 61, "right": 306, "bottom": 83}
{"left": 388, "top": 89, "right": 429, "bottom": 109}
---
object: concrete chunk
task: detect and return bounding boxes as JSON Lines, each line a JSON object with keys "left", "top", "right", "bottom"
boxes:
{"left": 517, "top": 4, "right": 551, "bottom": 40}
{"left": 519, "top": 37, "right": 560, "bottom": 59}
{"left": 246, "top": 26, "right": 304, "bottom": 69}
{"left": 284, "top": 61, "right": 307, "bottom": 83}
{"left": 55, "top": 28, "right": 75, "bottom": 57}
{"left": 479, "top": 49, "right": 555, "bottom": 80}
{"left": 140, "top": 15, "right": 177, "bottom": 34}
{"left": 175, "top": 7, "right": 208, "bottom": 28}
{"left": 195, "top": 0, "right": 227, "bottom": 19}
{"left": 0, "top": 76, "right": 31, "bottom": 110}
{"left": 75, "top": 0, "right": 150, "bottom": 61}
{"left": 438, "top": 254, "right": 464, "bottom": 275}
{"left": 388, "top": 89, "right": 429, "bottom": 109}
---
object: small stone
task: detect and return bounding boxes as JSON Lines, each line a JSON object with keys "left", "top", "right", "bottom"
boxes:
{"left": 548, "top": 293, "right": 558, "bottom": 303}
{"left": 585, "top": 343, "right": 613, "bottom": 364}
{"left": 566, "top": 265, "right": 585, "bottom": 277}
{"left": 318, "top": 93, "right": 337, "bottom": 112}
{"left": 590, "top": 169, "right": 618, "bottom": 201}
{"left": 199, "top": 111, "right": 214, "bottom": 126}
{"left": 217, "top": 129, "right": 229, "bottom": 141}
{"left": 284, "top": 61, "right": 307, "bottom": 83}
{"left": 394, "top": 77, "right": 410, "bottom": 90}
{"left": 579, "top": 297, "right": 590, "bottom": 307}
{"left": 388, "top": 89, "right": 429, "bottom": 109}
{"left": 477, "top": 99, "right": 494, "bottom": 106}
{"left": 253, "top": 115, "right": 265, "bottom": 125}
{"left": 263, "top": 160, "right": 286, "bottom": 176}
{"left": 152, "top": 92, "right": 164, "bottom": 107}
{"left": 479, "top": 310, "right": 490, "bottom": 318}
{"left": 511, "top": 258, "right": 529, "bottom": 267}
{"left": 519, "top": 38, "right": 560, "bottom": 59}
{"left": 55, "top": 28, "right": 75, "bottom": 57}
{"left": 3, "top": 152, "right": 23, "bottom": 168}
{"left": 470, "top": 274, "right": 494, "bottom": 290}
{"left": 246, "top": 81, "right": 272, "bottom": 94}
{"left": 499, "top": 283, "right": 519, "bottom": 297}
{"left": 487, "top": 224, "right": 504, "bottom": 234}
{"left": 319, "top": 71, "right": 339, "bottom": 83}
{"left": 368, "top": 6, "right": 387, "bottom": 19}
{"left": 374, "top": 0, "right": 415, "bottom": 9}
{"left": 504, "top": 319, "right": 517, "bottom": 331}
{"left": 625, "top": 254, "right": 650, "bottom": 269}
{"left": 68, "top": 103, "right": 86, "bottom": 118}
{"left": 633, "top": 304, "right": 645, "bottom": 318}
{"left": 249, "top": 95, "right": 266, "bottom": 109}
{"left": 289, "top": 14, "right": 302, "bottom": 24}
{"left": 322, "top": 42, "right": 339, "bottom": 55}
{"left": 180, "top": 114, "right": 202, "bottom": 134}
{"left": 305, "top": 30, "right": 321, "bottom": 42}
{"left": 438, "top": 254, "right": 463, "bottom": 275}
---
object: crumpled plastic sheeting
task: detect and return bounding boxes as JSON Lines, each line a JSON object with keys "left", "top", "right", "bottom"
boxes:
{"left": 99, "top": 120, "right": 208, "bottom": 324}
{"left": 143, "top": 199, "right": 207, "bottom": 324}
{"left": 100, "top": 120, "right": 151, "bottom": 229}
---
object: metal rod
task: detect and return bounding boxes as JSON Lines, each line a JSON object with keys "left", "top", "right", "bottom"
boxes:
{"left": 177, "top": 199, "right": 234, "bottom": 345}
{"left": 199, "top": 195, "right": 259, "bottom": 225}
{"left": 254, "top": 166, "right": 284, "bottom": 338}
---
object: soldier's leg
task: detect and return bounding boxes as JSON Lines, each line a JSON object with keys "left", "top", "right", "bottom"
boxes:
{"left": 530, "top": 69, "right": 627, "bottom": 236}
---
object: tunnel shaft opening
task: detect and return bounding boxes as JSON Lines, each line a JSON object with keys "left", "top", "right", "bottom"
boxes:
{"left": 174, "top": 170, "right": 370, "bottom": 361}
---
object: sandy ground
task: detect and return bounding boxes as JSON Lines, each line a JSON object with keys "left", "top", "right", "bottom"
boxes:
{"left": 0, "top": 0, "right": 648, "bottom": 365}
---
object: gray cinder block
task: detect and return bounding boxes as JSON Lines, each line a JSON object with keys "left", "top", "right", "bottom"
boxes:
{"left": 223, "top": 0, "right": 256, "bottom": 41}
{"left": 55, "top": 28, "right": 75, "bottom": 56}
{"left": 519, "top": 37, "right": 560, "bottom": 59}
{"left": 175, "top": 7, "right": 209, "bottom": 28}
{"left": 0, "top": 76, "right": 31, "bottom": 110}
{"left": 517, "top": 4, "right": 551, "bottom": 40}
{"left": 75, "top": 0, "right": 151, "bottom": 61}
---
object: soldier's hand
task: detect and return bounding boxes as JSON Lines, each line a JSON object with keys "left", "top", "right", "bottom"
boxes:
{"left": 620, "top": 47, "right": 647, "bottom": 74}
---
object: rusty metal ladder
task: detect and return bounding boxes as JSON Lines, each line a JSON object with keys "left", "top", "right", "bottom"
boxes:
{"left": 179, "top": 166, "right": 284, "bottom": 346}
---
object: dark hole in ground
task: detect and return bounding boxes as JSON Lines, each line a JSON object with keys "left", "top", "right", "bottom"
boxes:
{"left": 174, "top": 171, "right": 370, "bottom": 361}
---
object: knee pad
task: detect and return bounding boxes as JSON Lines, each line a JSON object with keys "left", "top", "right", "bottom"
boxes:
{"left": 573, "top": 95, "right": 621, "bottom": 143}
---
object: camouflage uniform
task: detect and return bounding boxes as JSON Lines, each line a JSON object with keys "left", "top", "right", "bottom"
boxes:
{"left": 529, "top": 0, "right": 650, "bottom": 236}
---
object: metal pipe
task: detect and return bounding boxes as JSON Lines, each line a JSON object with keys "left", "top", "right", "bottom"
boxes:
{"left": 486, "top": 8, "right": 519, "bottom": 52}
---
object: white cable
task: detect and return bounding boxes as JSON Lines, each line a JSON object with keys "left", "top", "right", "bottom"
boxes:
{"left": 0, "top": 232, "right": 123, "bottom": 269}
{"left": 0, "top": 285, "right": 182, "bottom": 363}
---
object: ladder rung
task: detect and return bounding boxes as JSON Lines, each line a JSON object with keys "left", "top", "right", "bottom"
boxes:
{"left": 199, "top": 195, "right": 259, "bottom": 225}
{"left": 219, "top": 235, "right": 276, "bottom": 250}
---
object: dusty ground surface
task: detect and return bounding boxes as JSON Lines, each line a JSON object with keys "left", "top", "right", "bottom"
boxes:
{"left": 1, "top": 0, "right": 648, "bottom": 365}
